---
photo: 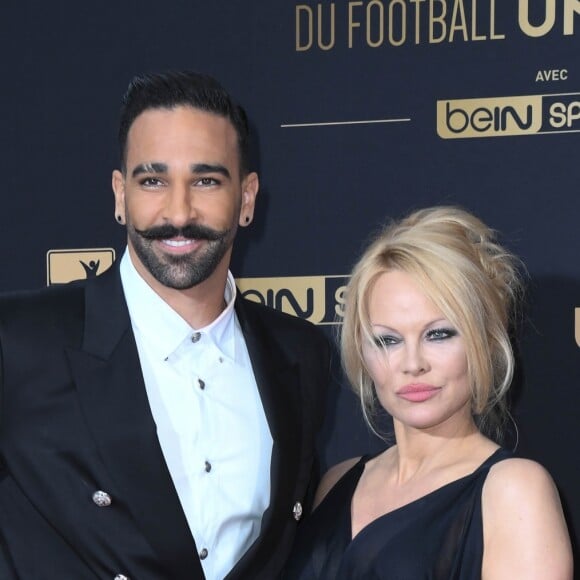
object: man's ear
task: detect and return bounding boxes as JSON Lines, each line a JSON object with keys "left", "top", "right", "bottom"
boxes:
{"left": 239, "top": 172, "right": 259, "bottom": 227}
{"left": 112, "top": 169, "right": 126, "bottom": 224}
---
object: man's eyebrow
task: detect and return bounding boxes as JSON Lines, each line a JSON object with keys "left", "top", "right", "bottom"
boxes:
{"left": 191, "top": 163, "right": 231, "bottom": 179}
{"left": 131, "top": 162, "right": 168, "bottom": 178}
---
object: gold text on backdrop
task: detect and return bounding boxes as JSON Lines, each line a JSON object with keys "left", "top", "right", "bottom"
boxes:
{"left": 295, "top": 0, "right": 579, "bottom": 51}
{"left": 519, "top": 0, "right": 580, "bottom": 37}
{"left": 237, "top": 276, "right": 348, "bottom": 325}
{"left": 437, "top": 92, "right": 580, "bottom": 139}
{"left": 437, "top": 96, "right": 541, "bottom": 138}
{"left": 296, "top": 4, "right": 336, "bottom": 50}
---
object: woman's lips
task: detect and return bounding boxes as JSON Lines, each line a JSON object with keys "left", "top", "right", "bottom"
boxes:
{"left": 396, "top": 384, "right": 441, "bottom": 402}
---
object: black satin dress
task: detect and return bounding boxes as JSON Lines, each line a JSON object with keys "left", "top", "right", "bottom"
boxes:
{"left": 284, "top": 448, "right": 512, "bottom": 579}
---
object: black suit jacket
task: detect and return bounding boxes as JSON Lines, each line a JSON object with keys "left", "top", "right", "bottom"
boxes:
{"left": 0, "top": 266, "right": 330, "bottom": 579}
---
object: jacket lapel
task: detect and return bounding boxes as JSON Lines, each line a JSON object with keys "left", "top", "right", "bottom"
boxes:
{"left": 66, "top": 267, "right": 204, "bottom": 580}
{"left": 228, "top": 297, "right": 304, "bottom": 579}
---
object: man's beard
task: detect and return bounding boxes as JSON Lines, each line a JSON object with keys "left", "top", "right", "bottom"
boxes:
{"left": 128, "top": 221, "right": 235, "bottom": 290}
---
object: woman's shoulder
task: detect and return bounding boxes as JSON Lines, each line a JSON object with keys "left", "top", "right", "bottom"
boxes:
{"left": 482, "top": 455, "right": 564, "bottom": 520}
{"left": 313, "top": 456, "right": 363, "bottom": 509}
{"left": 481, "top": 456, "right": 573, "bottom": 579}
{"left": 484, "top": 455, "right": 558, "bottom": 502}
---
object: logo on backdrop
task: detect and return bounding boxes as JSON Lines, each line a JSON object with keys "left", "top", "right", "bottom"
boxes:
{"left": 46, "top": 248, "right": 116, "bottom": 285}
{"left": 437, "top": 92, "right": 580, "bottom": 139}
{"left": 576, "top": 308, "right": 580, "bottom": 347}
{"left": 45, "top": 264, "right": 347, "bottom": 323}
{"left": 295, "top": 0, "right": 580, "bottom": 51}
{"left": 237, "top": 275, "right": 348, "bottom": 325}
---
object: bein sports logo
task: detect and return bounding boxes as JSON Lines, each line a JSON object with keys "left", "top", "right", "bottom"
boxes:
{"left": 576, "top": 309, "right": 580, "bottom": 348}
{"left": 437, "top": 92, "right": 580, "bottom": 139}
{"left": 237, "top": 275, "right": 348, "bottom": 325}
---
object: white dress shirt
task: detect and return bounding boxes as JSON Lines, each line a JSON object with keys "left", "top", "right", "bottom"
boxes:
{"left": 120, "top": 250, "right": 273, "bottom": 580}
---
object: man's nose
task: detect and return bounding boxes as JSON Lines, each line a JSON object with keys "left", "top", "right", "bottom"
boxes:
{"left": 164, "top": 185, "right": 197, "bottom": 227}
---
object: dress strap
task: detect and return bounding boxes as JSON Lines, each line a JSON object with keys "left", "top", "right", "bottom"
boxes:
{"left": 478, "top": 447, "right": 513, "bottom": 471}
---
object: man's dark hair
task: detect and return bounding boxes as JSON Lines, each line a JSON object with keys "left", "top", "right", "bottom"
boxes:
{"left": 118, "top": 70, "right": 251, "bottom": 175}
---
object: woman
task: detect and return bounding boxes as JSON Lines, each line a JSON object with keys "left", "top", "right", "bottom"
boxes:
{"left": 285, "top": 207, "right": 572, "bottom": 579}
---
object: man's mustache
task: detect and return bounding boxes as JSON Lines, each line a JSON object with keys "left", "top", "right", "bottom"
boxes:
{"left": 134, "top": 223, "right": 227, "bottom": 242}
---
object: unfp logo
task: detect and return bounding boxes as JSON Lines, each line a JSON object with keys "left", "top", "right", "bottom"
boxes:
{"left": 237, "top": 275, "right": 348, "bottom": 325}
{"left": 47, "top": 248, "right": 116, "bottom": 285}
{"left": 437, "top": 92, "right": 580, "bottom": 139}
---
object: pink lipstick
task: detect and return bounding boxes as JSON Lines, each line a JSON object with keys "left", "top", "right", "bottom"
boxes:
{"left": 397, "top": 384, "right": 441, "bottom": 403}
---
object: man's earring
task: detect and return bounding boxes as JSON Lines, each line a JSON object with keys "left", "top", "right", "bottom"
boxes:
{"left": 116, "top": 215, "right": 123, "bottom": 224}
{"left": 245, "top": 216, "right": 250, "bottom": 224}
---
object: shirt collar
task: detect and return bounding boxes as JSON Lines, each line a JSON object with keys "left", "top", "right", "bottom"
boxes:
{"left": 119, "top": 249, "right": 238, "bottom": 362}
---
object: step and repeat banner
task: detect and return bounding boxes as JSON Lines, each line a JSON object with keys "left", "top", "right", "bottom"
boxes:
{"left": 4, "top": 0, "right": 580, "bottom": 561}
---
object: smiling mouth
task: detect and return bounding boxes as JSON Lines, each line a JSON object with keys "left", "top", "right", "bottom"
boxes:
{"left": 155, "top": 238, "right": 205, "bottom": 254}
{"left": 134, "top": 220, "right": 226, "bottom": 241}
{"left": 161, "top": 239, "right": 198, "bottom": 247}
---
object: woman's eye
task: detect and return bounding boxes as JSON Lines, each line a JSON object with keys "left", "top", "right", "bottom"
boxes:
{"left": 373, "top": 335, "right": 400, "bottom": 348}
{"left": 426, "top": 328, "right": 458, "bottom": 341}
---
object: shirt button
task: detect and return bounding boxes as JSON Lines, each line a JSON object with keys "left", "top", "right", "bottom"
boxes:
{"left": 92, "top": 490, "right": 112, "bottom": 507}
{"left": 293, "top": 501, "right": 303, "bottom": 521}
{"left": 198, "top": 378, "right": 206, "bottom": 390}
{"left": 199, "top": 548, "right": 209, "bottom": 560}
{"left": 204, "top": 461, "right": 212, "bottom": 473}
{"left": 191, "top": 332, "right": 201, "bottom": 343}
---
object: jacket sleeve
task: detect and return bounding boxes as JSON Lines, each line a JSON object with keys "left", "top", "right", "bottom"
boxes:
{"left": 0, "top": 535, "right": 18, "bottom": 580}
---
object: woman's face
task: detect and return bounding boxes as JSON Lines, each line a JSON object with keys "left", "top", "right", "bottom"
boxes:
{"left": 362, "top": 269, "right": 473, "bottom": 433}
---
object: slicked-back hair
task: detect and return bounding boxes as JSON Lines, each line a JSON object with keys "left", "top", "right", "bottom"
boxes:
{"left": 118, "top": 70, "right": 251, "bottom": 175}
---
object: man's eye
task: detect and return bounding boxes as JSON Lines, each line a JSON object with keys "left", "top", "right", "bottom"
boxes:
{"left": 140, "top": 177, "right": 163, "bottom": 187}
{"left": 196, "top": 177, "right": 219, "bottom": 186}
{"left": 426, "top": 328, "right": 458, "bottom": 341}
{"left": 373, "top": 335, "right": 400, "bottom": 348}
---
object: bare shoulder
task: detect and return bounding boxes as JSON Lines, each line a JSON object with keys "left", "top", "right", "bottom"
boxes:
{"left": 313, "top": 457, "right": 361, "bottom": 509}
{"left": 484, "top": 457, "right": 559, "bottom": 506}
{"left": 482, "top": 457, "right": 573, "bottom": 579}
{"left": 483, "top": 457, "right": 566, "bottom": 535}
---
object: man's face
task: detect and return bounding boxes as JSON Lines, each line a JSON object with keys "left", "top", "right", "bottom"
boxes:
{"left": 112, "top": 106, "right": 258, "bottom": 292}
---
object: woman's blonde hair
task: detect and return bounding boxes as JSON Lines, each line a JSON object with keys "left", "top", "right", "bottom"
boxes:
{"left": 341, "top": 206, "right": 523, "bottom": 441}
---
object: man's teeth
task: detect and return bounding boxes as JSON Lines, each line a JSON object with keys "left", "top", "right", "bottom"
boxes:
{"left": 163, "top": 239, "right": 194, "bottom": 247}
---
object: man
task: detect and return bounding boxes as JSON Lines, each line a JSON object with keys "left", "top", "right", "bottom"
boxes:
{"left": 0, "top": 71, "right": 330, "bottom": 579}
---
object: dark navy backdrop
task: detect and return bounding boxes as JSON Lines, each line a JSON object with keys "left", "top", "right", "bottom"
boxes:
{"left": 4, "top": 0, "right": 579, "bottom": 568}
